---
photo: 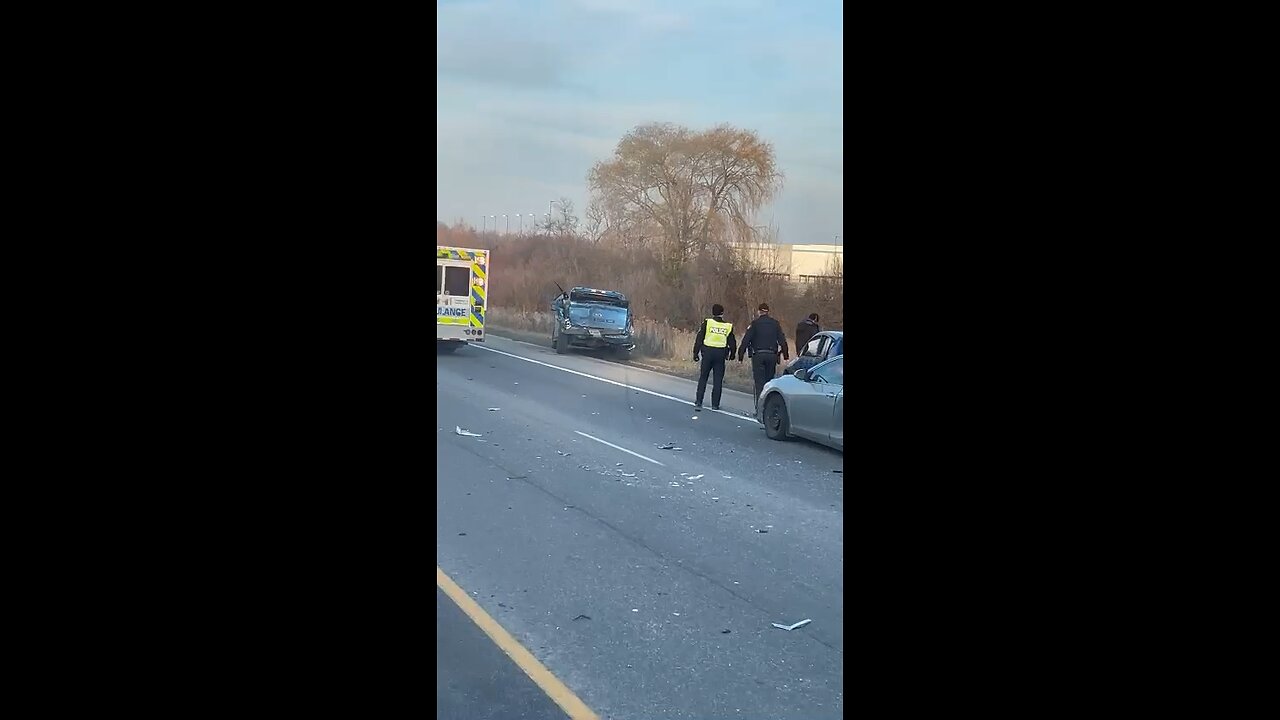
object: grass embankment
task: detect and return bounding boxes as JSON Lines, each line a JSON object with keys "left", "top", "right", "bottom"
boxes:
{"left": 486, "top": 307, "right": 765, "bottom": 395}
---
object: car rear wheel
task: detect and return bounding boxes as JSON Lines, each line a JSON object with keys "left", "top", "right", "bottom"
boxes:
{"left": 763, "top": 394, "right": 790, "bottom": 440}
{"left": 555, "top": 330, "right": 569, "bottom": 354}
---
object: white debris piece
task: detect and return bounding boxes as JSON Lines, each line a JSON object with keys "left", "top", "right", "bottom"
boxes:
{"left": 455, "top": 426, "right": 483, "bottom": 437}
{"left": 488, "top": 408, "right": 501, "bottom": 411}
{"left": 771, "top": 619, "right": 813, "bottom": 631}
{"left": 620, "top": 472, "right": 636, "bottom": 478}
{"left": 687, "top": 474, "right": 704, "bottom": 480}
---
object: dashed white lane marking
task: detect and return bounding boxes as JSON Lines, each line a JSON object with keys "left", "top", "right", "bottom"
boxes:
{"left": 473, "top": 344, "right": 753, "bottom": 421}
{"left": 574, "top": 431, "right": 666, "bottom": 466}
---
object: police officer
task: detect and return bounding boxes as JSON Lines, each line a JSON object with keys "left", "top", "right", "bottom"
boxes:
{"left": 737, "top": 302, "right": 790, "bottom": 413}
{"left": 693, "top": 304, "right": 737, "bottom": 411}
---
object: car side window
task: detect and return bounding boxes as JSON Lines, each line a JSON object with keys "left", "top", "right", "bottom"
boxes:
{"left": 804, "top": 336, "right": 826, "bottom": 357}
{"left": 812, "top": 358, "right": 843, "bottom": 386}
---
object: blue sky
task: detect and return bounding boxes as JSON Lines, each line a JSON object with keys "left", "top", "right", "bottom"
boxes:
{"left": 436, "top": 0, "right": 843, "bottom": 243}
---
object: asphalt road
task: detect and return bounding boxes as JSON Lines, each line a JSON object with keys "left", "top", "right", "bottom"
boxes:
{"left": 437, "top": 586, "right": 571, "bottom": 720}
{"left": 437, "top": 335, "right": 844, "bottom": 720}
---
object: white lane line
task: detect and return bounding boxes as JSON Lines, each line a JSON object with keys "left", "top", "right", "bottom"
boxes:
{"left": 474, "top": 344, "right": 753, "bottom": 421}
{"left": 574, "top": 431, "right": 666, "bottom": 466}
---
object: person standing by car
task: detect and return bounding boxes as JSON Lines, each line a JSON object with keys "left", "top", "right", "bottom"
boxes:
{"left": 692, "top": 304, "right": 737, "bottom": 411}
{"left": 737, "top": 302, "right": 790, "bottom": 412}
{"left": 796, "top": 313, "right": 820, "bottom": 351}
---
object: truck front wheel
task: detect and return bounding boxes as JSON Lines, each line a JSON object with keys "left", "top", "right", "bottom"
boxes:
{"left": 555, "top": 330, "right": 569, "bottom": 355}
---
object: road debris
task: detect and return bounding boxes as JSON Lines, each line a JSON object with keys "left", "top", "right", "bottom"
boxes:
{"left": 756, "top": 528, "right": 769, "bottom": 533}
{"left": 557, "top": 450, "right": 570, "bottom": 456}
{"left": 458, "top": 532, "right": 466, "bottom": 536}
{"left": 615, "top": 462, "right": 623, "bottom": 466}
{"left": 488, "top": 408, "right": 501, "bottom": 411}
{"left": 620, "top": 472, "right": 636, "bottom": 478}
{"left": 674, "top": 447, "right": 683, "bottom": 451}
{"left": 656, "top": 443, "right": 675, "bottom": 449}
{"left": 687, "top": 474, "right": 704, "bottom": 480}
{"left": 832, "top": 469, "right": 843, "bottom": 474}
{"left": 573, "top": 614, "right": 591, "bottom": 621}
{"left": 631, "top": 608, "right": 639, "bottom": 612}
{"left": 771, "top": 619, "right": 812, "bottom": 631}
{"left": 711, "top": 497, "right": 719, "bottom": 501}
{"left": 672, "top": 612, "right": 680, "bottom": 616}
{"left": 455, "top": 426, "right": 483, "bottom": 437}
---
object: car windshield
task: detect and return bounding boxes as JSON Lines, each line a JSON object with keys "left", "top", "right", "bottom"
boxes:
{"left": 569, "top": 303, "right": 628, "bottom": 326}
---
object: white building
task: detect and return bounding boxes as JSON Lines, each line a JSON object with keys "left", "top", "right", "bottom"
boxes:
{"left": 729, "top": 242, "right": 844, "bottom": 283}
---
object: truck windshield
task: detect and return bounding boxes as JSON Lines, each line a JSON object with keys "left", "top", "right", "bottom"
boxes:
{"left": 569, "top": 303, "right": 629, "bottom": 327}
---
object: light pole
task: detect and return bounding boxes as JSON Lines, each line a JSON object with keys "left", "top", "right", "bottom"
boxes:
{"left": 516, "top": 214, "right": 523, "bottom": 233}
{"left": 545, "top": 200, "right": 566, "bottom": 235}
{"left": 488, "top": 215, "right": 496, "bottom": 234}
{"left": 502, "top": 214, "right": 509, "bottom": 234}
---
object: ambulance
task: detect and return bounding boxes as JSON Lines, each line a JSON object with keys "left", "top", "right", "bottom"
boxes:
{"left": 436, "top": 246, "right": 489, "bottom": 353}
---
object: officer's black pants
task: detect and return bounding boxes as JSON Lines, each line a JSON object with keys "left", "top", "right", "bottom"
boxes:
{"left": 696, "top": 347, "right": 728, "bottom": 407}
{"left": 752, "top": 351, "right": 778, "bottom": 408}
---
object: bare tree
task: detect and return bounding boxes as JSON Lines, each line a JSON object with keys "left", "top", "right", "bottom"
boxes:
{"left": 587, "top": 122, "right": 783, "bottom": 270}
{"left": 538, "top": 197, "right": 580, "bottom": 237}
{"left": 583, "top": 201, "right": 606, "bottom": 242}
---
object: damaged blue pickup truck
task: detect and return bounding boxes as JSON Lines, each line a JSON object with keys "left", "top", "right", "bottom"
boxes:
{"left": 550, "top": 286, "right": 636, "bottom": 356}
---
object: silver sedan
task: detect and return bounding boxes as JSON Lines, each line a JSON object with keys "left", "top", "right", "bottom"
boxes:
{"left": 758, "top": 355, "right": 843, "bottom": 451}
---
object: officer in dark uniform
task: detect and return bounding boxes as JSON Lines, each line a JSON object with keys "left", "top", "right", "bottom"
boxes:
{"left": 692, "top": 303, "right": 737, "bottom": 411}
{"left": 737, "top": 302, "right": 790, "bottom": 413}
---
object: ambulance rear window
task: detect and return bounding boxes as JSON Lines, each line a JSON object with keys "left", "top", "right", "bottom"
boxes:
{"left": 443, "top": 266, "right": 470, "bottom": 296}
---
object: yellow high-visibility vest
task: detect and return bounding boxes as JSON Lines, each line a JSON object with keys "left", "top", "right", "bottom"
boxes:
{"left": 704, "top": 318, "right": 733, "bottom": 348}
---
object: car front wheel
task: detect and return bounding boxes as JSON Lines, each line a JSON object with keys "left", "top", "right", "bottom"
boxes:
{"left": 763, "top": 393, "right": 791, "bottom": 440}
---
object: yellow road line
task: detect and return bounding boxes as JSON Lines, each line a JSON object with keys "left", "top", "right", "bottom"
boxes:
{"left": 436, "top": 566, "right": 600, "bottom": 720}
